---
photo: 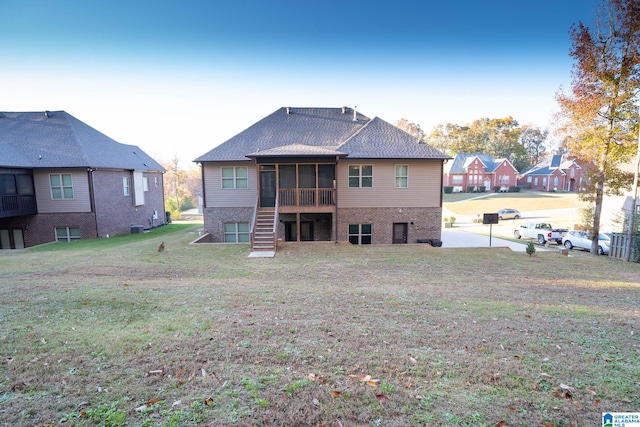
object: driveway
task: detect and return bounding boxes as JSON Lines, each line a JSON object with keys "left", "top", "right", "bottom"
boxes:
{"left": 440, "top": 228, "right": 543, "bottom": 252}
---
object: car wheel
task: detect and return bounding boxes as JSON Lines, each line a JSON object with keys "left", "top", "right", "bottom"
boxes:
{"left": 514, "top": 230, "right": 521, "bottom": 239}
{"left": 537, "top": 234, "right": 546, "bottom": 245}
{"left": 564, "top": 240, "right": 573, "bottom": 249}
{"left": 598, "top": 246, "right": 604, "bottom": 255}
{"left": 514, "top": 215, "right": 520, "bottom": 219}
{"left": 499, "top": 216, "right": 503, "bottom": 220}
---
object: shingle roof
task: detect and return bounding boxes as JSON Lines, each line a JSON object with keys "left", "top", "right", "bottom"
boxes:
{"left": 520, "top": 155, "right": 573, "bottom": 176}
{"left": 443, "top": 153, "right": 509, "bottom": 174}
{"left": 195, "top": 107, "right": 448, "bottom": 162}
{"left": 0, "top": 111, "right": 165, "bottom": 171}
{"left": 247, "top": 144, "right": 346, "bottom": 157}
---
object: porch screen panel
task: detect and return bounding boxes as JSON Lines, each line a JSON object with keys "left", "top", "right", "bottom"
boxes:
{"left": 318, "top": 164, "right": 335, "bottom": 188}
{"left": 298, "top": 165, "right": 316, "bottom": 188}
{"left": 279, "top": 165, "right": 296, "bottom": 188}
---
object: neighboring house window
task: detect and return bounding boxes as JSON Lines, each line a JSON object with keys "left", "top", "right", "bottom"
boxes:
{"left": 543, "top": 177, "right": 547, "bottom": 186}
{"left": 348, "top": 165, "right": 373, "bottom": 188}
{"left": 534, "top": 177, "right": 539, "bottom": 185}
{"left": 55, "top": 227, "right": 80, "bottom": 242}
{"left": 224, "top": 222, "right": 250, "bottom": 243}
{"left": 452, "top": 175, "right": 463, "bottom": 184}
{"left": 154, "top": 176, "right": 159, "bottom": 187}
{"left": 143, "top": 176, "right": 149, "bottom": 191}
{"left": 50, "top": 174, "right": 74, "bottom": 199}
{"left": 395, "top": 165, "right": 408, "bottom": 188}
{"left": 499, "top": 175, "right": 510, "bottom": 185}
{"left": 348, "top": 224, "right": 372, "bottom": 245}
{"left": 570, "top": 168, "right": 575, "bottom": 178}
{"left": 123, "top": 177, "right": 130, "bottom": 196}
{"left": 527, "top": 176, "right": 532, "bottom": 183}
{"left": 553, "top": 177, "right": 559, "bottom": 187}
{"left": 222, "top": 167, "right": 248, "bottom": 189}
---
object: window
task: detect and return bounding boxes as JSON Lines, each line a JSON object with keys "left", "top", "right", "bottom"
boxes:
{"left": 143, "top": 176, "right": 149, "bottom": 191}
{"left": 55, "top": 227, "right": 80, "bottom": 242}
{"left": 123, "top": 177, "right": 130, "bottom": 196}
{"left": 50, "top": 174, "right": 74, "bottom": 199}
{"left": 534, "top": 177, "right": 538, "bottom": 185}
{"left": 527, "top": 176, "right": 532, "bottom": 183}
{"left": 154, "top": 176, "right": 159, "bottom": 187}
{"left": 452, "top": 175, "right": 463, "bottom": 184}
{"left": 543, "top": 177, "right": 547, "bottom": 185}
{"left": 348, "top": 165, "right": 372, "bottom": 188}
{"left": 499, "top": 175, "right": 510, "bottom": 185}
{"left": 395, "top": 165, "right": 408, "bottom": 188}
{"left": 553, "top": 177, "right": 559, "bottom": 187}
{"left": 224, "top": 222, "right": 250, "bottom": 243}
{"left": 348, "top": 224, "right": 372, "bottom": 245}
{"left": 222, "top": 167, "right": 248, "bottom": 189}
{"left": 570, "top": 168, "right": 575, "bottom": 178}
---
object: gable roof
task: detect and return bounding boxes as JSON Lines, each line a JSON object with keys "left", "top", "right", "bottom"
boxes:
{"left": 0, "top": 111, "right": 165, "bottom": 171}
{"left": 195, "top": 107, "right": 449, "bottom": 162}
{"left": 443, "top": 153, "right": 515, "bottom": 174}
{"left": 520, "top": 154, "right": 579, "bottom": 176}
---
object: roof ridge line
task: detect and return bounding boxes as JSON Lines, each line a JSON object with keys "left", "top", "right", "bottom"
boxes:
{"left": 336, "top": 116, "right": 374, "bottom": 149}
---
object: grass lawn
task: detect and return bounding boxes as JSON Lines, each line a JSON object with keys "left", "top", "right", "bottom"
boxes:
{"left": 444, "top": 191, "right": 585, "bottom": 216}
{"left": 1, "top": 225, "right": 638, "bottom": 426}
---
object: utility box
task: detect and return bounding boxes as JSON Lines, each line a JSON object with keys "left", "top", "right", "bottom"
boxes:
{"left": 131, "top": 225, "right": 144, "bottom": 234}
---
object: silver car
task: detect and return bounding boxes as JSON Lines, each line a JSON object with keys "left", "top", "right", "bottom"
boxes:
{"left": 562, "top": 230, "right": 610, "bottom": 255}
{"left": 497, "top": 208, "right": 521, "bottom": 220}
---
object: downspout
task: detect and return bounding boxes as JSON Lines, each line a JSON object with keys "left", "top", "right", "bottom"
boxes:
{"left": 334, "top": 155, "right": 339, "bottom": 244}
{"left": 87, "top": 168, "right": 97, "bottom": 236}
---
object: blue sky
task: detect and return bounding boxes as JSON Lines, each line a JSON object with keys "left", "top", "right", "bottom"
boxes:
{"left": 1, "top": 0, "right": 598, "bottom": 166}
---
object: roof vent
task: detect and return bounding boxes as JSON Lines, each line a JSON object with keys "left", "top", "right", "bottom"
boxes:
{"left": 286, "top": 107, "right": 291, "bottom": 115}
{"left": 44, "top": 111, "right": 50, "bottom": 118}
{"left": 352, "top": 106, "right": 357, "bottom": 121}
{"left": 341, "top": 106, "right": 347, "bottom": 114}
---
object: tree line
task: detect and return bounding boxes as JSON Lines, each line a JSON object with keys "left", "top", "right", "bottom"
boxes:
{"left": 396, "top": 117, "right": 550, "bottom": 172}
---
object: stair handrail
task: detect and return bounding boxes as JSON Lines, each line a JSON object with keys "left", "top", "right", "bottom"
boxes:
{"left": 272, "top": 193, "right": 279, "bottom": 250}
{"left": 250, "top": 197, "right": 259, "bottom": 248}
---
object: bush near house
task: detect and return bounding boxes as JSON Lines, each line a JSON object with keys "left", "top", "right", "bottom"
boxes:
{"left": 509, "top": 186, "right": 521, "bottom": 192}
{"left": 443, "top": 186, "right": 454, "bottom": 194}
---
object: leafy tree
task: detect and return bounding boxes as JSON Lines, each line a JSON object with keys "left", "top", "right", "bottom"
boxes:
{"left": 519, "top": 125, "right": 549, "bottom": 166}
{"left": 555, "top": 0, "right": 639, "bottom": 255}
{"left": 428, "top": 117, "right": 528, "bottom": 169}
{"left": 396, "top": 118, "right": 427, "bottom": 142}
{"left": 161, "top": 154, "right": 202, "bottom": 219}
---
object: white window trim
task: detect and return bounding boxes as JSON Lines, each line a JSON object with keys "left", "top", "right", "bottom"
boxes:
{"left": 50, "top": 173, "right": 74, "bottom": 200}
{"left": 348, "top": 224, "right": 372, "bottom": 245}
{"left": 348, "top": 165, "right": 373, "bottom": 188}
{"left": 123, "top": 177, "right": 130, "bottom": 196}
{"left": 143, "top": 176, "right": 149, "bottom": 192}
{"left": 55, "top": 226, "right": 80, "bottom": 242}
{"left": 395, "top": 164, "right": 408, "bottom": 188}
{"left": 221, "top": 166, "right": 249, "bottom": 189}
{"left": 223, "top": 222, "right": 250, "bottom": 243}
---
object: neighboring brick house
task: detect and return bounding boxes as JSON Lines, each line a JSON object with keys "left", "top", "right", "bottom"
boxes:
{"left": 518, "top": 154, "right": 583, "bottom": 192}
{"left": 0, "top": 111, "right": 166, "bottom": 249}
{"left": 442, "top": 153, "right": 519, "bottom": 193}
{"left": 194, "top": 107, "right": 449, "bottom": 251}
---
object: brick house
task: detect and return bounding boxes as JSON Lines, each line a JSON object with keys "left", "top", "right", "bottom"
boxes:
{"left": 442, "top": 153, "right": 519, "bottom": 192}
{"left": 0, "top": 111, "right": 166, "bottom": 249}
{"left": 194, "top": 107, "right": 449, "bottom": 251}
{"left": 518, "top": 154, "right": 583, "bottom": 192}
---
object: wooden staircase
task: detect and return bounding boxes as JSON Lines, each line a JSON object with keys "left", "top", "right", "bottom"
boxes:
{"left": 252, "top": 208, "right": 276, "bottom": 252}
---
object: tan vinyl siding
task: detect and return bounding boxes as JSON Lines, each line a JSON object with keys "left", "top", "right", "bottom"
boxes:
{"left": 34, "top": 169, "right": 91, "bottom": 213}
{"left": 203, "top": 162, "right": 257, "bottom": 207}
{"left": 338, "top": 160, "right": 441, "bottom": 208}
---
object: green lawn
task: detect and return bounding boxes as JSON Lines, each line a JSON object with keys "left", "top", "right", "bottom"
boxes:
{"left": 0, "top": 225, "right": 637, "bottom": 426}
{"left": 444, "top": 190, "right": 585, "bottom": 215}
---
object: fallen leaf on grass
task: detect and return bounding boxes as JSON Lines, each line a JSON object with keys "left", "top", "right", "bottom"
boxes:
{"left": 134, "top": 404, "right": 147, "bottom": 412}
{"left": 308, "top": 373, "right": 316, "bottom": 381}
{"left": 559, "top": 383, "right": 576, "bottom": 392}
{"left": 147, "top": 398, "right": 160, "bottom": 406}
{"left": 553, "top": 390, "right": 572, "bottom": 399}
{"left": 331, "top": 390, "right": 341, "bottom": 398}
{"left": 495, "top": 421, "right": 506, "bottom": 427}
{"left": 376, "top": 394, "right": 388, "bottom": 403}
{"left": 367, "top": 380, "right": 379, "bottom": 388}
{"left": 204, "top": 397, "right": 213, "bottom": 405}
{"left": 312, "top": 398, "right": 319, "bottom": 406}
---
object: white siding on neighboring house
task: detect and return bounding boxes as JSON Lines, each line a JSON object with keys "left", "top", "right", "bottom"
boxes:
{"left": 34, "top": 169, "right": 92, "bottom": 213}
{"left": 203, "top": 162, "right": 257, "bottom": 207}
{"left": 133, "top": 171, "right": 145, "bottom": 206}
{"left": 337, "top": 159, "right": 441, "bottom": 208}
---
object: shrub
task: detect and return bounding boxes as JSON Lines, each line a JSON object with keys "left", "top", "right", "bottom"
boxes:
{"left": 526, "top": 241, "right": 536, "bottom": 256}
{"left": 467, "top": 186, "right": 475, "bottom": 193}
{"left": 479, "top": 186, "right": 486, "bottom": 193}
{"left": 443, "top": 186, "right": 453, "bottom": 194}
{"left": 509, "top": 186, "right": 521, "bottom": 192}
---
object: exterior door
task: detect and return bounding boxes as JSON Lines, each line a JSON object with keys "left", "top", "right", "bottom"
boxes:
{"left": 393, "top": 223, "right": 408, "bottom": 244}
{"left": 0, "top": 228, "right": 24, "bottom": 249}
{"left": 300, "top": 221, "right": 314, "bottom": 241}
{"left": 260, "top": 168, "right": 276, "bottom": 208}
